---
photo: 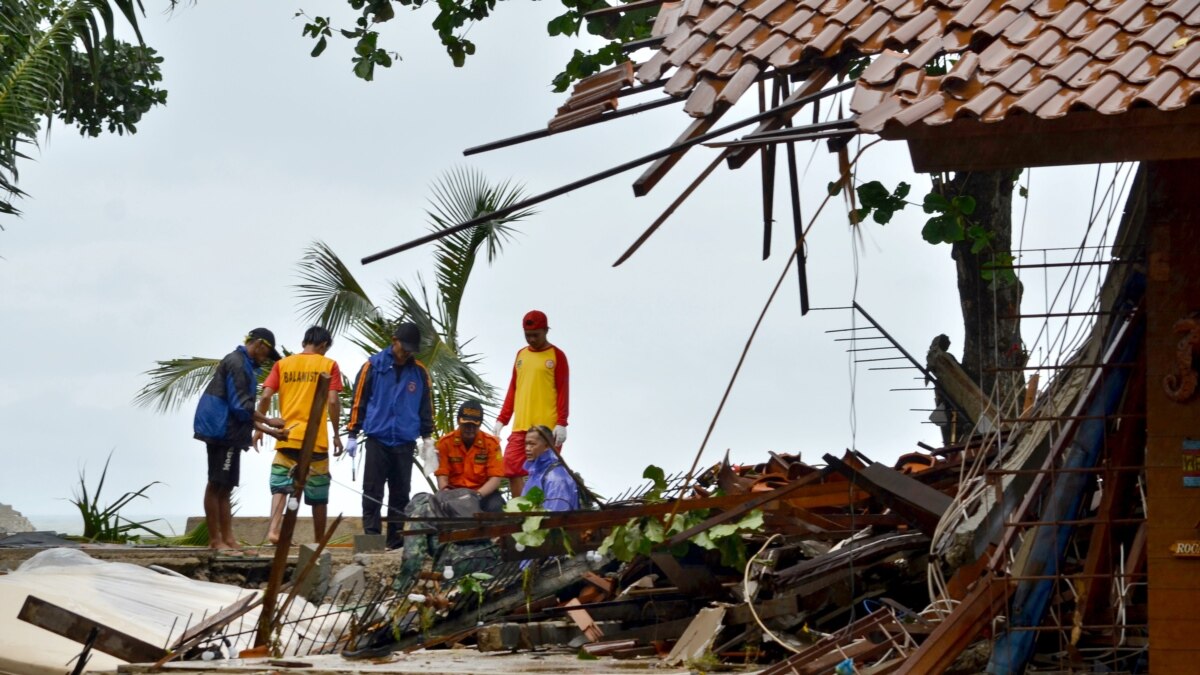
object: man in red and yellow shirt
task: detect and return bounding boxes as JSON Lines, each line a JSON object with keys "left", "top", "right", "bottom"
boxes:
{"left": 434, "top": 400, "right": 505, "bottom": 512}
{"left": 491, "top": 310, "right": 569, "bottom": 497}
{"left": 255, "top": 325, "right": 344, "bottom": 545}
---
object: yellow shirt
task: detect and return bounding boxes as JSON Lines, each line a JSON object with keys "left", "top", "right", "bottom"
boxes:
{"left": 264, "top": 353, "right": 342, "bottom": 452}
{"left": 498, "top": 345, "right": 569, "bottom": 431}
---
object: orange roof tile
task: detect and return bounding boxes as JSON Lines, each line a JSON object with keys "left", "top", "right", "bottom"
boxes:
{"left": 550, "top": 0, "right": 1200, "bottom": 145}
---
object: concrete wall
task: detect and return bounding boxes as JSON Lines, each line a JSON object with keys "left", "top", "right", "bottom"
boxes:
{"left": 184, "top": 516, "right": 364, "bottom": 546}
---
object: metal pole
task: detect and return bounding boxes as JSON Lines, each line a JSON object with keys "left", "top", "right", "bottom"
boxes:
{"left": 362, "top": 80, "right": 855, "bottom": 265}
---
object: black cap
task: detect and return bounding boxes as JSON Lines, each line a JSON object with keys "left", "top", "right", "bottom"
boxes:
{"left": 457, "top": 400, "right": 484, "bottom": 426}
{"left": 393, "top": 322, "right": 420, "bottom": 352}
{"left": 247, "top": 328, "right": 283, "bottom": 361}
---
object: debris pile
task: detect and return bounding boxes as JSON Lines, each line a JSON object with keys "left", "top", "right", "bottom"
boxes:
{"left": 4, "top": 271, "right": 1150, "bottom": 674}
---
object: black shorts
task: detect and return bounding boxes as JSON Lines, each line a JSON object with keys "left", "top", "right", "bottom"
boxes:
{"left": 206, "top": 443, "right": 241, "bottom": 488}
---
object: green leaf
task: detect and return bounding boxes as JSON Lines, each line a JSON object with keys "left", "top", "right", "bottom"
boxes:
{"left": 921, "top": 215, "right": 964, "bottom": 245}
{"left": 952, "top": 195, "right": 976, "bottom": 215}
{"left": 827, "top": 180, "right": 842, "bottom": 196}
{"left": 708, "top": 521, "right": 741, "bottom": 539}
{"left": 923, "top": 192, "right": 950, "bottom": 214}
{"left": 311, "top": 36, "right": 328, "bottom": 57}
{"left": 894, "top": 182, "right": 911, "bottom": 199}
{"left": 513, "top": 529, "right": 548, "bottom": 547}
{"left": 735, "top": 509, "right": 764, "bottom": 531}
{"left": 872, "top": 208, "right": 895, "bottom": 225}
{"left": 691, "top": 530, "right": 717, "bottom": 550}
{"left": 642, "top": 518, "right": 665, "bottom": 544}
{"left": 856, "top": 180, "right": 890, "bottom": 208}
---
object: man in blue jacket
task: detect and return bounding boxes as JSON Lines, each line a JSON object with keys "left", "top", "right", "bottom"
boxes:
{"left": 193, "top": 328, "right": 287, "bottom": 552}
{"left": 346, "top": 322, "right": 435, "bottom": 549}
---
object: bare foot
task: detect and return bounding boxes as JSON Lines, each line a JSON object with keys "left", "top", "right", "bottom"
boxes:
{"left": 267, "top": 532, "right": 280, "bottom": 545}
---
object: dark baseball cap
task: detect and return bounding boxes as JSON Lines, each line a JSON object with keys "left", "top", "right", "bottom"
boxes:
{"left": 247, "top": 327, "right": 283, "bottom": 361}
{"left": 457, "top": 399, "right": 484, "bottom": 426}
{"left": 393, "top": 322, "right": 420, "bottom": 352}
{"left": 523, "top": 310, "right": 548, "bottom": 331}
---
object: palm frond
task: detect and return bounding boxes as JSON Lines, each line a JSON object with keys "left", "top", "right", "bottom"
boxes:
{"left": 133, "top": 357, "right": 219, "bottom": 413}
{"left": 294, "top": 240, "right": 379, "bottom": 336}
{"left": 427, "top": 167, "right": 534, "bottom": 334}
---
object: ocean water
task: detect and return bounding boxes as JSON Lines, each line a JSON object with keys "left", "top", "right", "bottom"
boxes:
{"left": 22, "top": 514, "right": 191, "bottom": 537}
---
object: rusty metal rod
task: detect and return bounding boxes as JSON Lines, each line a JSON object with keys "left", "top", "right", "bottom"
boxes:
{"left": 1004, "top": 517, "right": 1145, "bottom": 528}
{"left": 1000, "top": 259, "right": 1140, "bottom": 269}
{"left": 986, "top": 363, "right": 1135, "bottom": 371}
{"left": 1002, "top": 572, "right": 1146, "bottom": 581}
{"left": 987, "top": 466, "right": 1145, "bottom": 475}
{"left": 463, "top": 95, "right": 678, "bottom": 156}
{"left": 1004, "top": 310, "right": 1121, "bottom": 318}
{"left": 706, "top": 127, "right": 856, "bottom": 148}
{"left": 998, "top": 413, "right": 1145, "bottom": 423}
{"left": 364, "top": 80, "right": 855, "bottom": 264}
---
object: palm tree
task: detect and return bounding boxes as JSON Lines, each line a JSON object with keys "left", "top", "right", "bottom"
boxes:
{"left": 136, "top": 167, "right": 533, "bottom": 434}
{"left": 1, "top": 1, "right": 149, "bottom": 216}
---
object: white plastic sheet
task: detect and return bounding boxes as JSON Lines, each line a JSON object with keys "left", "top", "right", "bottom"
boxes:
{"left": 0, "top": 548, "right": 347, "bottom": 674}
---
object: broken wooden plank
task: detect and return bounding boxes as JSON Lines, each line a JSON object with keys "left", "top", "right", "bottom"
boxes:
{"left": 581, "top": 638, "right": 638, "bottom": 656}
{"left": 663, "top": 471, "right": 824, "bottom": 547}
{"left": 892, "top": 572, "right": 1011, "bottom": 675}
{"left": 757, "top": 608, "right": 893, "bottom": 675}
{"left": 172, "top": 593, "right": 257, "bottom": 649}
{"left": 823, "top": 453, "right": 952, "bottom": 537}
{"left": 611, "top": 644, "right": 657, "bottom": 659}
{"left": 17, "top": 595, "right": 167, "bottom": 663}
{"left": 563, "top": 598, "right": 604, "bottom": 643}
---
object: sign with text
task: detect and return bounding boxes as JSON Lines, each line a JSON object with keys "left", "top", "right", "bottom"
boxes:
{"left": 1170, "top": 541, "right": 1200, "bottom": 557}
{"left": 1183, "top": 438, "right": 1200, "bottom": 487}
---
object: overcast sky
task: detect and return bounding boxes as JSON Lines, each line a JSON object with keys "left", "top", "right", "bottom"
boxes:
{"left": 0, "top": 3, "right": 1129, "bottom": 530}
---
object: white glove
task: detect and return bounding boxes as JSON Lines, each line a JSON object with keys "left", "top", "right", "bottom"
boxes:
{"left": 419, "top": 437, "right": 438, "bottom": 475}
{"left": 553, "top": 425, "right": 567, "bottom": 446}
{"left": 345, "top": 436, "right": 358, "bottom": 459}
{"left": 491, "top": 420, "right": 505, "bottom": 440}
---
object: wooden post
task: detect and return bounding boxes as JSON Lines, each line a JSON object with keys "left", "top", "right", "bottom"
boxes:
{"left": 254, "top": 372, "right": 330, "bottom": 648}
{"left": 1144, "top": 159, "right": 1200, "bottom": 671}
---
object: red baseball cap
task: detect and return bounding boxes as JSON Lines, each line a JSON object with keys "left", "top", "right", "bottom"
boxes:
{"left": 522, "top": 310, "right": 548, "bottom": 330}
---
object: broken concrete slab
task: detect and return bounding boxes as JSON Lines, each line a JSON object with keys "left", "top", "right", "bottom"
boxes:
{"left": 294, "top": 544, "right": 332, "bottom": 603}
{"left": 663, "top": 606, "right": 726, "bottom": 666}
{"left": 328, "top": 563, "right": 365, "bottom": 601}
{"left": 355, "top": 533, "right": 387, "bottom": 554}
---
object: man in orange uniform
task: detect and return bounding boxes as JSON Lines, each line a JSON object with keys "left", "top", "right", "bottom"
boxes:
{"left": 435, "top": 400, "right": 505, "bottom": 512}
{"left": 491, "top": 310, "right": 569, "bottom": 497}
{"left": 256, "top": 326, "right": 345, "bottom": 544}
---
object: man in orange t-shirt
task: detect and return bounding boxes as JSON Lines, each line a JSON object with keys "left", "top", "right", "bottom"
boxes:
{"left": 434, "top": 400, "right": 505, "bottom": 512}
{"left": 256, "top": 325, "right": 344, "bottom": 545}
{"left": 491, "top": 310, "right": 569, "bottom": 497}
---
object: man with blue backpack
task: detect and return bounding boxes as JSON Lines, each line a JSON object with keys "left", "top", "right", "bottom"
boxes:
{"left": 193, "top": 328, "right": 288, "bottom": 553}
{"left": 346, "top": 322, "right": 436, "bottom": 549}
